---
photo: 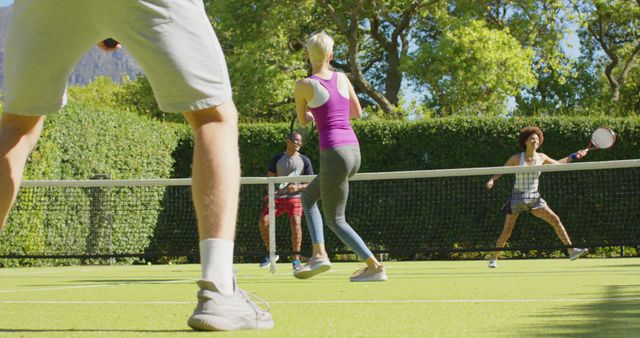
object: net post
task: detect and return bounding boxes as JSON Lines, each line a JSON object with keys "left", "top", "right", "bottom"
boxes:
{"left": 268, "top": 180, "right": 277, "bottom": 273}
{"left": 87, "top": 173, "right": 113, "bottom": 265}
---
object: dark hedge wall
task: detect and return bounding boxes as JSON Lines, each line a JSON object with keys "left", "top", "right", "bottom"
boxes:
{"left": 227, "top": 116, "right": 638, "bottom": 178}
{"left": 2, "top": 111, "right": 639, "bottom": 265}
{"left": 0, "top": 103, "right": 183, "bottom": 266}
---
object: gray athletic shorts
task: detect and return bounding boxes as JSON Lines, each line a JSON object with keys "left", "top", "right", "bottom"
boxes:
{"left": 3, "top": 0, "right": 232, "bottom": 115}
{"left": 501, "top": 191, "right": 548, "bottom": 215}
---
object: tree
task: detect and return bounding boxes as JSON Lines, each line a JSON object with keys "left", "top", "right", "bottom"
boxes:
{"left": 206, "top": 0, "right": 441, "bottom": 120}
{"left": 408, "top": 19, "right": 536, "bottom": 116}
{"left": 573, "top": 0, "right": 640, "bottom": 106}
{"left": 205, "top": 0, "right": 316, "bottom": 121}
{"left": 317, "top": 0, "right": 440, "bottom": 118}
{"left": 449, "top": 0, "right": 584, "bottom": 115}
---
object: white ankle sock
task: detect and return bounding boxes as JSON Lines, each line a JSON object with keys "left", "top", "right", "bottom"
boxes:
{"left": 199, "top": 238, "right": 234, "bottom": 296}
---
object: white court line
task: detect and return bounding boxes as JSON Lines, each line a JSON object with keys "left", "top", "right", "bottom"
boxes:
{"left": 1, "top": 297, "right": 640, "bottom": 305}
{"left": 0, "top": 285, "right": 117, "bottom": 293}
{"left": 0, "top": 279, "right": 192, "bottom": 294}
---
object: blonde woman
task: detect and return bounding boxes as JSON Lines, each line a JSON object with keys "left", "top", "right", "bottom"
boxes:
{"left": 293, "top": 32, "right": 387, "bottom": 282}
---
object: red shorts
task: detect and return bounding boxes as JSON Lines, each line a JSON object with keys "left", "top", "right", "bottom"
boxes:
{"left": 261, "top": 196, "right": 303, "bottom": 218}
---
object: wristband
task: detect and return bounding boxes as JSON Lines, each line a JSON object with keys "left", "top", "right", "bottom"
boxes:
{"left": 569, "top": 153, "right": 578, "bottom": 160}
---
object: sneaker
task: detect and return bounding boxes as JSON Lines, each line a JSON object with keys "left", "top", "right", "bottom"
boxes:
{"left": 569, "top": 248, "right": 588, "bottom": 260}
{"left": 292, "top": 259, "right": 302, "bottom": 270}
{"left": 293, "top": 256, "right": 331, "bottom": 279}
{"left": 488, "top": 258, "right": 498, "bottom": 268}
{"left": 188, "top": 280, "right": 274, "bottom": 331}
{"left": 258, "top": 255, "right": 279, "bottom": 268}
{"left": 349, "top": 265, "right": 388, "bottom": 282}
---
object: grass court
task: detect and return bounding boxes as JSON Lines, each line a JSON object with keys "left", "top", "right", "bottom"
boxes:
{"left": 1, "top": 258, "right": 639, "bottom": 337}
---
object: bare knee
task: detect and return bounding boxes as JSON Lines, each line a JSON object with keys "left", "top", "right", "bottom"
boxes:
{"left": 0, "top": 114, "right": 45, "bottom": 150}
{"left": 183, "top": 100, "right": 238, "bottom": 128}
{"left": 533, "top": 208, "right": 562, "bottom": 227}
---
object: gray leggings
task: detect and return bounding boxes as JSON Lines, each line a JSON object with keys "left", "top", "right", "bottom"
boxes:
{"left": 301, "top": 145, "right": 373, "bottom": 260}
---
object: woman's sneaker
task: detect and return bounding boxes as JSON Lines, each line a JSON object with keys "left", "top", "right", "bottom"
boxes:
{"left": 569, "top": 248, "right": 588, "bottom": 260}
{"left": 293, "top": 256, "right": 331, "bottom": 279}
{"left": 188, "top": 280, "right": 274, "bottom": 331}
{"left": 292, "top": 259, "right": 302, "bottom": 270}
{"left": 488, "top": 258, "right": 498, "bottom": 268}
{"left": 349, "top": 265, "right": 388, "bottom": 282}
{"left": 258, "top": 255, "right": 279, "bottom": 268}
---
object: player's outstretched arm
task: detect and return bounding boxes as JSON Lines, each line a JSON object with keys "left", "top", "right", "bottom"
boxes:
{"left": 486, "top": 155, "right": 519, "bottom": 190}
{"left": 542, "top": 149, "right": 588, "bottom": 164}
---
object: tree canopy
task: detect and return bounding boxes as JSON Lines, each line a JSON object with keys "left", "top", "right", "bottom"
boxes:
{"left": 82, "top": 0, "right": 639, "bottom": 121}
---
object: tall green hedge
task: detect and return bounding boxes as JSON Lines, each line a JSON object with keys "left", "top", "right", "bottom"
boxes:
{"left": 165, "top": 115, "right": 640, "bottom": 262}
{"left": 0, "top": 102, "right": 184, "bottom": 266}
{"left": 2, "top": 110, "right": 639, "bottom": 265}
{"left": 23, "top": 102, "right": 186, "bottom": 180}
{"left": 227, "top": 116, "right": 639, "bottom": 177}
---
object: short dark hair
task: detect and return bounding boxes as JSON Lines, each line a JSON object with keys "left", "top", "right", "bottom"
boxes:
{"left": 518, "top": 126, "right": 544, "bottom": 150}
{"left": 288, "top": 131, "right": 302, "bottom": 142}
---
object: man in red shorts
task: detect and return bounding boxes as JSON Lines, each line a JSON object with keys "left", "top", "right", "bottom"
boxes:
{"left": 258, "top": 132, "right": 314, "bottom": 270}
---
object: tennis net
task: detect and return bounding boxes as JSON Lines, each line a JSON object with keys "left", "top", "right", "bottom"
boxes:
{"left": 1, "top": 159, "right": 639, "bottom": 265}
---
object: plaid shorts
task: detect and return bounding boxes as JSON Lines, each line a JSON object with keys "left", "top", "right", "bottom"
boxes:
{"left": 501, "top": 191, "right": 548, "bottom": 215}
{"left": 261, "top": 196, "right": 303, "bottom": 218}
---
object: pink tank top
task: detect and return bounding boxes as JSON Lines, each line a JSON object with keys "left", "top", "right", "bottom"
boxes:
{"left": 307, "top": 72, "right": 359, "bottom": 150}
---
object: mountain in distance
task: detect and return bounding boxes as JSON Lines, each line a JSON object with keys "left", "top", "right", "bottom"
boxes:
{"left": 0, "top": 5, "right": 142, "bottom": 91}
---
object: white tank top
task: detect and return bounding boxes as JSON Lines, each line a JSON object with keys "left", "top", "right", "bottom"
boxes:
{"left": 513, "top": 152, "right": 542, "bottom": 193}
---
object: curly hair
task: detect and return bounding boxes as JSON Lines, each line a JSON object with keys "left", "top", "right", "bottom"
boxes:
{"left": 518, "top": 126, "right": 544, "bottom": 150}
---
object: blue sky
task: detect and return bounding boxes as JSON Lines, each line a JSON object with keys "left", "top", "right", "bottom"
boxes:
{"left": 0, "top": 0, "right": 12, "bottom": 7}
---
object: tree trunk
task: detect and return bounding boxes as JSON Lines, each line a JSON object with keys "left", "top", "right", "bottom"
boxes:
{"left": 385, "top": 44, "right": 402, "bottom": 106}
{"left": 604, "top": 60, "right": 621, "bottom": 102}
{"left": 320, "top": 0, "right": 397, "bottom": 117}
{"left": 349, "top": 73, "right": 396, "bottom": 116}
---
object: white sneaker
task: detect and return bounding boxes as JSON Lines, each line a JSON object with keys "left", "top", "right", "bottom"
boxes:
{"left": 349, "top": 265, "right": 388, "bottom": 282}
{"left": 188, "top": 280, "right": 274, "bottom": 331}
{"left": 293, "top": 256, "right": 331, "bottom": 279}
{"left": 488, "top": 259, "right": 498, "bottom": 268}
{"left": 258, "top": 255, "right": 279, "bottom": 268}
{"left": 569, "top": 248, "right": 588, "bottom": 260}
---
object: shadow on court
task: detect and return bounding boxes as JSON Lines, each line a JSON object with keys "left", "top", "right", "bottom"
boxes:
{"left": 0, "top": 329, "right": 192, "bottom": 333}
{"left": 19, "top": 279, "right": 193, "bottom": 288}
{"left": 74, "top": 279, "right": 191, "bottom": 284}
{"left": 589, "top": 264, "right": 640, "bottom": 269}
{"left": 525, "top": 284, "right": 640, "bottom": 337}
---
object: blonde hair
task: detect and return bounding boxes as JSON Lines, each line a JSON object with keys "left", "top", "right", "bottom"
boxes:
{"left": 306, "top": 31, "right": 334, "bottom": 65}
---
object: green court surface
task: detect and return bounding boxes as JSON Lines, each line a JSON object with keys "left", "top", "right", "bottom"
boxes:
{"left": 1, "top": 258, "right": 639, "bottom": 337}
